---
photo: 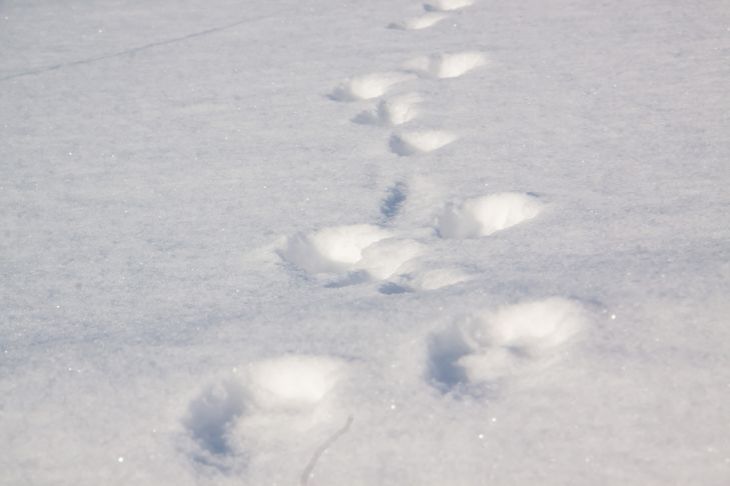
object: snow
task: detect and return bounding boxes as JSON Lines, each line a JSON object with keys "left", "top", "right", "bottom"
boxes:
{"left": 427, "top": 298, "right": 586, "bottom": 389}
{"left": 388, "top": 12, "right": 450, "bottom": 32}
{"left": 2, "top": 0, "right": 730, "bottom": 484}
{"left": 403, "top": 51, "right": 487, "bottom": 79}
{"left": 424, "top": 0, "right": 475, "bottom": 13}
{"left": 436, "top": 192, "right": 544, "bottom": 238}
{"left": 330, "top": 72, "right": 415, "bottom": 102}
{"left": 353, "top": 92, "right": 424, "bottom": 127}
{"left": 281, "top": 224, "right": 393, "bottom": 274}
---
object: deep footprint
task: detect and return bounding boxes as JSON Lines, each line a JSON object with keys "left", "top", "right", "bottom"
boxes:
{"left": 280, "top": 224, "right": 390, "bottom": 274}
{"left": 382, "top": 267, "right": 474, "bottom": 293}
{"left": 279, "top": 224, "right": 424, "bottom": 282}
{"left": 353, "top": 92, "right": 423, "bottom": 126}
{"left": 387, "top": 12, "right": 449, "bottom": 30}
{"left": 330, "top": 72, "right": 414, "bottom": 101}
{"left": 380, "top": 181, "right": 408, "bottom": 221}
{"left": 403, "top": 51, "right": 486, "bottom": 79}
{"left": 436, "top": 192, "right": 544, "bottom": 238}
{"left": 185, "top": 380, "right": 247, "bottom": 462}
{"left": 184, "top": 355, "right": 348, "bottom": 469}
{"left": 427, "top": 298, "right": 587, "bottom": 392}
{"left": 390, "top": 130, "right": 458, "bottom": 156}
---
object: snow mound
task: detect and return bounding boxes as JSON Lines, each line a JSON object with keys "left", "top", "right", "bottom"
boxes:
{"left": 389, "top": 130, "right": 458, "bottom": 155}
{"left": 387, "top": 12, "right": 449, "bottom": 30}
{"left": 245, "top": 355, "right": 345, "bottom": 411}
{"left": 427, "top": 298, "right": 586, "bottom": 390}
{"left": 403, "top": 51, "right": 486, "bottom": 79}
{"left": 353, "top": 92, "right": 423, "bottom": 126}
{"left": 330, "top": 72, "right": 413, "bottom": 101}
{"left": 424, "top": 0, "right": 474, "bottom": 11}
{"left": 436, "top": 192, "right": 544, "bottom": 238}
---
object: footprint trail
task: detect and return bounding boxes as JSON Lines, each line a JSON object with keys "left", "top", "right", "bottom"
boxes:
{"left": 178, "top": 0, "right": 605, "bottom": 481}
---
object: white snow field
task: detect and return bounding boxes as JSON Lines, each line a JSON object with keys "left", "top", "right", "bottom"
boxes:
{"left": 1, "top": 0, "right": 729, "bottom": 484}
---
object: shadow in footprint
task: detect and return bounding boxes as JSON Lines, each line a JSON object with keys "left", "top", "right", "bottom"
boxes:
{"left": 389, "top": 134, "right": 415, "bottom": 156}
{"left": 380, "top": 182, "right": 408, "bottom": 221}
{"left": 185, "top": 380, "right": 247, "bottom": 464}
{"left": 353, "top": 93, "right": 423, "bottom": 127}
{"left": 351, "top": 111, "right": 378, "bottom": 125}
{"left": 324, "top": 270, "right": 371, "bottom": 288}
{"left": 378, "top": 282, "right": 409, "bottom": 295}
{"left": 426, "top": 327, "right": 471, "bottom": 392}
{"left": 426, "top": 298, "right": 587, "bottom": 396}
{"left": 427, "top": 331, "right": 501, "bottom": 401}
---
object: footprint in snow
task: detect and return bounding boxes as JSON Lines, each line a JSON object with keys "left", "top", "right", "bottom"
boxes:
{"left": 389, "top": 129, "right": 458, "bottom": 156}
{"left": 329, "top": 72, "right": 414, "bottom": 101}
{"left": 278, "top": 224, "right": 424, "bottom": 285}
{"left": 387, "top": 12, "right": 449, "bottom": 30}
{"left": 184, "top": 355, "right": 349, "bottom": 473}
{"left": 352, "top": 92, "right": 423, "bottom": 127}
{"left": 435, "top": 192, "right": 544, "bottom": 238}
{"left": 380, "top": 266, "right": 475, "bottom": 294}
{"left": 424, "top": 0, "right": 475, "bottom": 12}
{"left": 427, "top": 298, "right": 587, "bottom": 393}
{"left": 403, "top": 51, "right": 486, "bottom": 79}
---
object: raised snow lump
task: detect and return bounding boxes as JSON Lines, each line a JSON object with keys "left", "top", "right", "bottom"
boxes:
{"left": 245, "top": 355, "right": 346, "bottom": 411}
{"left": 436, "top": 192, "right": 544, "bottom": 238}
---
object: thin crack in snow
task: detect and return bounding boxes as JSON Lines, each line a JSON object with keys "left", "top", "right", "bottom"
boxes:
{"left": 300, "top": 415, "right": 353, "bottom": 486}
{"left": 1, "top": 13, "right": 275, "bottom": 82}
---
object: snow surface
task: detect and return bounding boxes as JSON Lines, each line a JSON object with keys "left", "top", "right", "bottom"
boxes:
{"left": 2, "top": 0, "right": 730, "bottom": 485}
